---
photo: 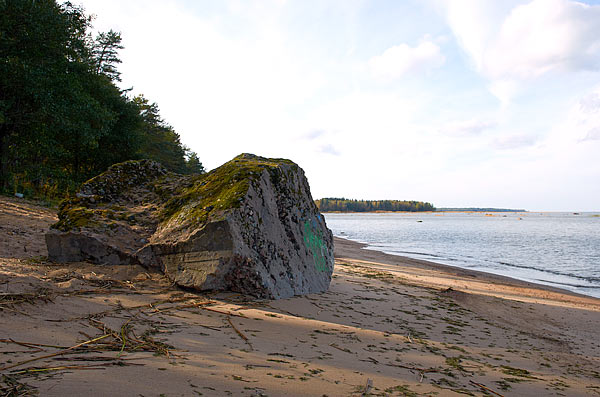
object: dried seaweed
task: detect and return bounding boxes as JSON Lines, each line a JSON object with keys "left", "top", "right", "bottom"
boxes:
{"left": 0, "top": 374, "right": 37, "bottom": 396}
{"left": 0, "top": 289, "right": 52, "bottom": 310}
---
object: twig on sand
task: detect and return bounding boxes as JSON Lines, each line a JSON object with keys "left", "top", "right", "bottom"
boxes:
{"left": 0, "top": 339, "right": 44, "bottom": 352}
{"left": 362, "top": 378, "right": 373, "bottom": 396}
{"left": 227, "top": 317, "right": 253, "bottom": 351}
{"left": 12, "top": 363, "right": 109, "bottom": 375}
{"left": 0, "top": 334, "right": 111, "bottom": 371}
{"left": 386, "top": 362, "right": 440, "bottom": 382}
{"left": 385, "top": 362, "right": 439, "bottom": 373}
{"left": 330, "top": 343, "right": 353, "bottom": 354}
{"left": 147, "top": 300, "right": 216, "bottom": 316}
{"left": 469, "top": 380, "right": 505, "bottom": 397}
{"left": 245, "top": 364, "right": 271, "bottom": 369}
{"left": 361, "top": 357, "right": 379, "bottom": 365}
{"left": 201, "top": 306, "right": 246, "bottom": 317}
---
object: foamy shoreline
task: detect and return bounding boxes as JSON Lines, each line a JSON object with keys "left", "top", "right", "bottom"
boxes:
{"left": 335, "top": 235, "right": 600, "bottom": 302}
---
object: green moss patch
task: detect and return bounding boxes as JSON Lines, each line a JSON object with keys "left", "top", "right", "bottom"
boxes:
{"left": 52, "top": 207, "right": 98, "bottom": 231}
{"left": 51, "top": 154, "right": 300, "bottom": 234}
{"left": 159, "top": 153, "right": 299, "bottom": 228}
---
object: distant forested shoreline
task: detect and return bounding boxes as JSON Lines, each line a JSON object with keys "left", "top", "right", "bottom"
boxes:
{"left": 316, "top": 198, "right": 435, "bottom": 212}
{"left": 437, "top": 208, "right": 526, "bottom": 212}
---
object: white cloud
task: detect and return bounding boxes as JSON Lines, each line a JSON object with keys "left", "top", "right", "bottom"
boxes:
{"left": 580, "top": 92, "right": 600, "bottom": 113}
{"left": 492, "top": 134, "right": 537, "bottom": 150}
{"left": 318, "top": 144, "right": 341, "bottom": 156}
{"left": 574, "top": 87, "right": 600, "bottom": 142}
{"left": 442, "top": 0, "right": 600, "bottom": 103}
{"left": 303, "top": 129, "right": 326, "bottom": 140}
{"left": 487, "top": 0, "right": 600, "bottom": 79}
{"left": 583, "top": 127, "right": 600, "bottom": 141}
{"left": 441, "top": 118, "right": 497, "bottom": 136}
{"left": 368, "top": 39, "right": 445, "bottom": 80}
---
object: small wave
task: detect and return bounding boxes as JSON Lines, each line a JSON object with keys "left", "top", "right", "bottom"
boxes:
{"left": 377, "top": 246, "right": 600, "bottom": 286}
{"left": 495, "top": 260, "right": 600, "bottom": 284}
{"left": 533, "top": 279, "right": 600, "bottom": 289}
{"left": 387, "top": 250, "right": 446, "bottom": 259}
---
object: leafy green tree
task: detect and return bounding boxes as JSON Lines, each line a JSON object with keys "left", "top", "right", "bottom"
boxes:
{"left": 0, "top": 0, "right": 94, "bottom": 191}
{"left": 0, "top": 0, "right": 203, "bottom": 197}
{"left": 133, "top": 95, "right": 203, "bottom": 174}
{"left": 91, "top": 30, "right": 123, "bottom": 82}
{"left": 183, "top": 147, "right": 205, "bottom": 174}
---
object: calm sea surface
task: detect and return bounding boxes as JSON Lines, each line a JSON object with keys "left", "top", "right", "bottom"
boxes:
{"left": 324, "top": 212, "right": 600, "bottom": 299}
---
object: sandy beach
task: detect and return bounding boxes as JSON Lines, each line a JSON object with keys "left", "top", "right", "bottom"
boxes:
{"left": 1, "top": 196, "right": 599, "bottom": 396}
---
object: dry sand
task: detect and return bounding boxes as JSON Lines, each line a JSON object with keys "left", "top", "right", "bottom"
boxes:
{"left": 1, "top": 196, "right": 599, "bottom": 396}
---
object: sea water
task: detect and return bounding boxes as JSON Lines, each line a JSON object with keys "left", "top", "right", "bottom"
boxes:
{"left": 324, "top": 212, "right": 600, "bottom": 299}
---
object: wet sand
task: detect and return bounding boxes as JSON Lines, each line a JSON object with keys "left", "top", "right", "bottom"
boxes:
{"left": 1, "top": 197, "right": 599, "bottom": 396}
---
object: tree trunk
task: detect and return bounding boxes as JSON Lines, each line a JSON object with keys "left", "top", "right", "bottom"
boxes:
{"left": 0, "top": 125, "right": 7, "bottom": 191}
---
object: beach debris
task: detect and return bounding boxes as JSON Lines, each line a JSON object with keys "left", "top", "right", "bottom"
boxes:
{"left": 361, "top": 378, "right": 373, "bottom": 396}
{"left": 469, "top": 380, "right": 505, "bottom": 397}
{"left": 227, "top": 317, "right": 253, "bottom": 351}
{"left": 329, "top": 343, "right": 353, "bottom": 354}
{"left": 0, "top": 289, "right": 53, "bottom": 309}
{"left": 45, "top": 154, "right": 334, "bottom": 299}
{"left": 0, "top": 321, "right": 176, "bottom": 393}
{"left": 0, "top": 334, "right": 113, "bottom": 372}
{"left": 0, "top": 374, "right": 35, "bottom": 396}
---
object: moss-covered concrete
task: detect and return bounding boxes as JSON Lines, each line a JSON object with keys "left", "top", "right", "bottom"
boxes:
{"left": 47, "top": 153, "right": 333, "bottom": 299}
{"left": 159, "top": 153, "right": 300, "bottom": 229}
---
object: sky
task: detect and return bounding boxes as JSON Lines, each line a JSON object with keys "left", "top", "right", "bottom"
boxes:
{"left": 76, "top": 0, "right": 600, "bottom": 211}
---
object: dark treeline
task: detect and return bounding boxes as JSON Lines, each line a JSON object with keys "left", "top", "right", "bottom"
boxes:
{"left": 0, "top": 0, "right": 203, "bottom": 198}
{"left": 316, "top": 198, "right": 436, "bottom": 212}
{"left": 437, "top": 208, "right": 526, "bottom": 212}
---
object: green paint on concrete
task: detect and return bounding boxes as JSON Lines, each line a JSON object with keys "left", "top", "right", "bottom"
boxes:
{"left": 303, "top": 220, "right": 328, "bottom": 272}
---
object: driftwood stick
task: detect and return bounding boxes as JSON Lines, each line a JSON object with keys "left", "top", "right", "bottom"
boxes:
{"left": 227, "top": 317, "right": 253, "bottom": 351}
{"left": 0, "top": 339, "right": 43, "bottom": 352}
{"left": 0, "top": 339, "right": 69, "bottom": 350}
{"left": 11, "top": 364, "right": 110, "bottom": 375}
{"left": 329, "top": 343, "right": 353, "bottom": 354}
{"left": 0, "top": 334, "right": 111, "bottom": 371}
{"left": 201, "top": 307, "right": 246, "bottom": 317}
{"left": 147, "top": 301, "right": 216, "bottom": 316}
{"left": 385, "top": 362, "right": 440, "bottom": 374}
{"left": 469, "top": 380, "right": 505, "bottom": 397}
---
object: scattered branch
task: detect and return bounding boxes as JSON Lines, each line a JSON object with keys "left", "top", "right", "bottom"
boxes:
{"left": 469, "top": 380, "right": 505, "bottom": 397}
{"left": 227, "top": 317, "right": 253, "bottom": 351}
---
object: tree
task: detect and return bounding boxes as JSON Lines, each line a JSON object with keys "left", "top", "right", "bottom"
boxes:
{"left": 184, "top": 148, "right": 205, "bottom": 174}
{"left": 91, "top": 30, "right": 123, "bottom": 82}
{"left": 0, "top": 0, "right": 94, "bottom": 191}
{"left": 133, "top": 95, "right": 203, "bottom": 174}
{"left": 0, "top": 0, "right": 203, "bottom": 197}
